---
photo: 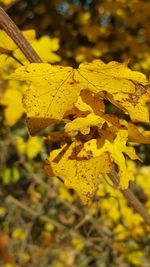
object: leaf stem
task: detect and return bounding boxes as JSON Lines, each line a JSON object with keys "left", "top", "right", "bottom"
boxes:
{"left": 0, "top": 6, "right": 42, "bottom": 63}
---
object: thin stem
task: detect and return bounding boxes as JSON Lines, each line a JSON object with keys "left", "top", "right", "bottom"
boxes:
{"left": 0, "top": 6, "right": 42, "bottom": 63}
{"left": 6, "top": 195, "right": 66, "bottom": 230}
{"left": 108, "top": 170, "right": 150, "bottom": 225}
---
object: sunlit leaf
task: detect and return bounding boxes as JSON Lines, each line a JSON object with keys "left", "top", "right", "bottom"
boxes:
{"left": 11, "top": 63, "right": 81, "bottom": 135}
{"left": 45, "top": 143, "right": 111, "bottom": 203}
{"left": 78, "top": 126, "right": 139, "bottom": 188}
{"left": 75, "top": 60, "right": 150, "bottom": 123}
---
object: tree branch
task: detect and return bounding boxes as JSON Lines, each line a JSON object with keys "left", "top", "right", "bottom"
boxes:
{"left": 0, "top": 6, "right": 42, "bottom": 63}
{"left": 6, "top": 195, "right": 66, "bottom": 230}
{"left": 108, "top": 170, "right": 150, "bottom": 225}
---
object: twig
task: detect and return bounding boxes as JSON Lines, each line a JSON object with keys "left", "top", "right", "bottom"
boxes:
{"left": 6, "top": 195, "right": 66, "bottom": 230}
{"left": 108, "top": 170, "right": 150, "bottom": 225}
{"left": 4, "top": 0, "right": 21, "bottom": 12}
{"left": 0, "top": 6, "right": 42, "bottom": 63}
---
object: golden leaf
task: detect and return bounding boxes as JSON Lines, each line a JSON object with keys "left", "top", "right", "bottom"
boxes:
{"left": 10, "top": 59, "right": 149, "bottom": 135}
{"left": 75, "top": 60, "right": 149, "bottom": 123}
{"left": 78, "top": 126, "right": 139, "bottom": 189}
{"left": 11, "top": 63, "right": 81, "bottom": 135}
{"left": 122, "top": 121, "right": 150, "bottom": 144}
{"left": 44, "top": 143, "right": 111, "bottom": 204}
{"left": 65, "top": 113, "right": 106, "bottom": 136}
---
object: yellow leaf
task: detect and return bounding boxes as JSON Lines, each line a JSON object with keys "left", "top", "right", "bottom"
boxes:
{"left": 65, "top": 113, "right": 106, "bottom": 136}
{"left": 10, "top": 59, "right": 149, "bottom": 135}
{"left": 74, "top": 90, "right": 105, "bottom": 115}
{"left": 44, "top": 143, "right": 111, "bottom": 203}
{"left": 11, "top": 63, "right": 81, "bottom": 135}
{"left": 0, "top": 54, "right": 8, "bottom": 67}
{"left": 80, "top": 89, "right": 105, "bottom": 115}
{"left": 75, "top": 60, "right": 149, "bottom": 123}
{"left": 78, "top": 126, "right": 139, "bottom": 188}
{"left": 122, "top": 121, "right": 150, "bottom": 144}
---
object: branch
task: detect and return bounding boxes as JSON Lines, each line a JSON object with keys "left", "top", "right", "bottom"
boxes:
{"left": 108, "top": 170, "right": 150, "bottom": 225}
{"left": 0, "top": 6, "right": 42, "bottom": 63}
{"left": 6, "top": 195, "right": 66, "bottom": 230}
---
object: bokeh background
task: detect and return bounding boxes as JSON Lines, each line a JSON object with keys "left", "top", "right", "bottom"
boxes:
{"left": 0, "top": 0, "right": 150, "bottom": 266}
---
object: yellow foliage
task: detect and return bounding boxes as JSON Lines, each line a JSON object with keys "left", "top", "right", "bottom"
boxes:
{"left": 44, "top": 223, "right": 54, "bottom": 232}
{"left": 0, "top": 30, "right": 35, "bottom": 68}
{"left": 71, "top": 237, "right": 84, "bottom": 250}
{"left": 79, "top": 126, "right": 139, "bottom": 189}
{"left": 0, "top": 0, "right": 15, "bottom": 5}
{"left": 126, "top": 250, "right": 144, "bottom": 265}
{"left": 21, "top": 253, "right": 30, "bottom": 263}
{"left": 0, "top": 29, "right": 61, "bottom": 72}
{"left": 0, "top": 80, "right": 26, "bottom": 126}
{"left": 12, "top": 228, "right": 27, "bottom": 240}
{"left": 10, "top": 59, "right": 150, "bottom": 200}
{"left": 11, "top": 59, "right": 149, "bottom": 135}
{"left": 11, "top": 64, "right": 81, "bottom": 135}
{"left": 32, "top": 35, "right": 61, "bottom": 63}
{"left": 73, "top": 90, "right": 105, "bottom": 116}
{"left": 65, "top": 113, "right": 105, "bottom": 136}
{"left": 26, "top": 136, "right": 42, "bottom": 159}
{"left": 58, "top": 185, "right": 75, "bottom": 203}
{"left": 15, "top": 137, "right": 26, "bottom": 154}
{"left": 0, "top": 29, "right": 35, "bottom": 52}
{"left": 15, "top": 136, "right": 42, "bottom": 159}
{"left": 45, "top": 143, "right": 111, "bottom": 203}
{"left": 113, "top": 224, "right": 129, "bottom": 240}
{"left": 75, "top": 60, "right": 149, "bottom": 123}
{"left": 123, "top": 121, "right": 150, "bottom": 144}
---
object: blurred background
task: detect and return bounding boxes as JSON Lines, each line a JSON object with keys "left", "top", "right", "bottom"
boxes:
{"left": 0, "top": 0, "right": 150, "bottom": 266}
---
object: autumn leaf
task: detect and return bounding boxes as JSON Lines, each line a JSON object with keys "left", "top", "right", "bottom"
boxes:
{"left": 65, "top": 113, "right": 106, "bottom": 136}
{"left": 75, "top": 60, "right": 150, "bottom": 123}
{"left": 78, "top": 126, "right": 139, "bottom": 189}
{"left": 11, "top": 63, "right": 81, "bottom": 135}
{"left": 120, "top": 120, "right": 150, "bottom": 144}
{"left": 75, "top": 89, "right": 105, "bottom": 115}
{"left": 44, "top": 143, "right": 111, "bottom": 204}
{"left": 10, "top": 59, "right": 150, "bottom": 135}
{"left": 64, "top": 90, "right": 105, "bottom": 121}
